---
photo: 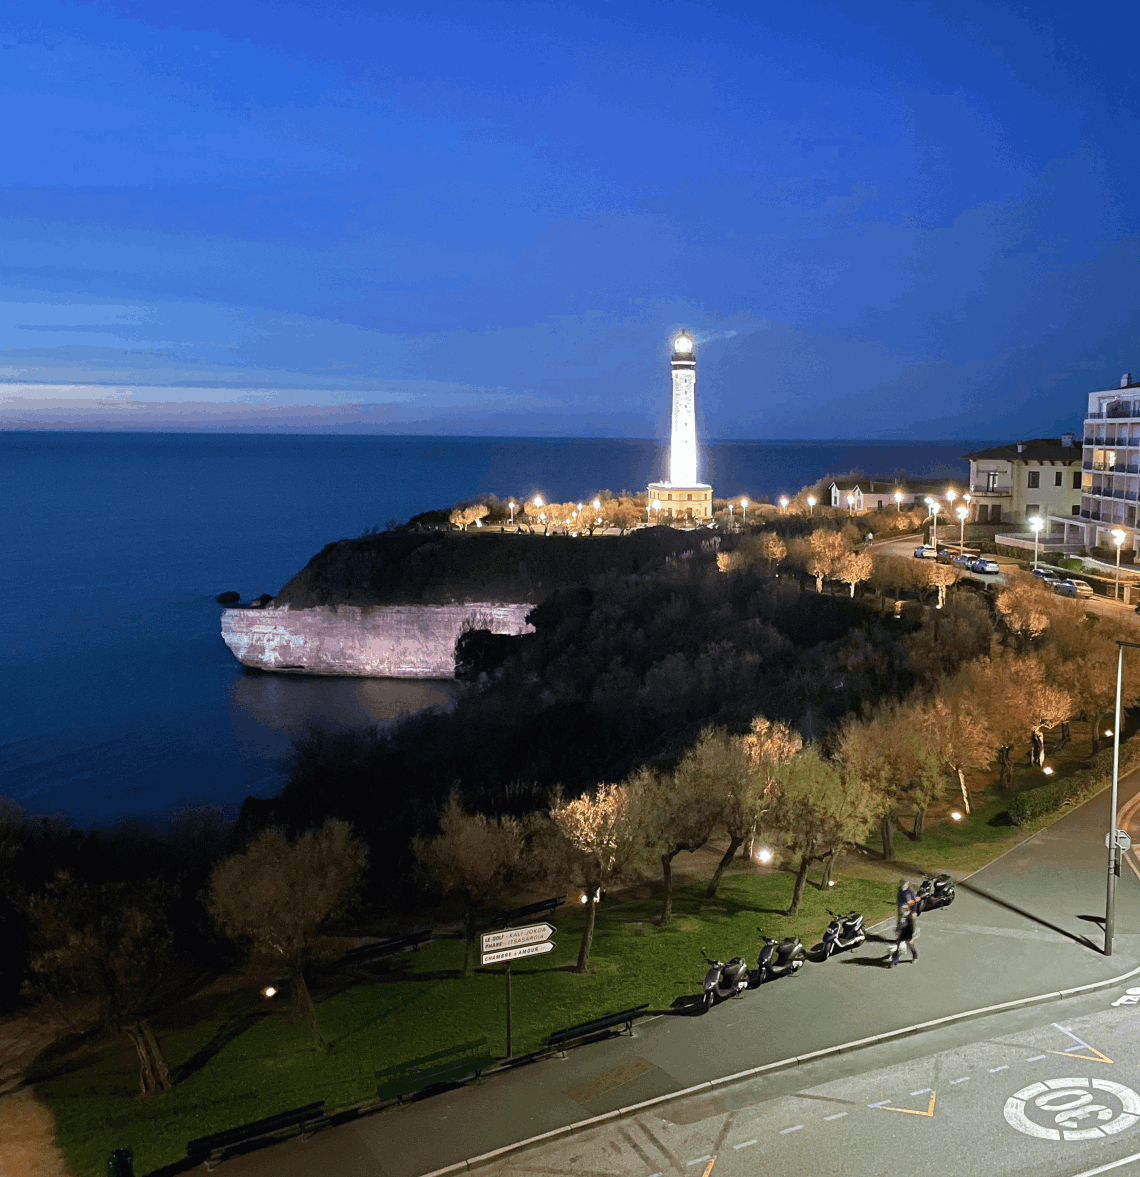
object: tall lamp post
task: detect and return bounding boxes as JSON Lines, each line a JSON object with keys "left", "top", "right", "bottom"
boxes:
{"left": 846, "top": 493, "right": 855, "bottom": 516}
{"left": 779, "top": 496, "right": 789, "bottom": 513}
{"left": 894, "top": 491, "right": 903, "bottom": 513}
{"left": 1107, "top": 641, "right": 1140, "bottom": 955}
{"left": 1029, "top": 516, "right": 1044, "bottom": 570}
{"left": 956, "top": 504, "right": 968, "bottom": 552}
{"left": 946, "top": 488, "right": 957, "bottom": 515}
{"left": 508, "top": 500, "right": 516, "bottom": 525}
{"left": 741, "top": 498, "right": 749, "bottom": 523}
{"left": 807, "top": 495, "right": 817, "bottom": 516}
{"left": 928, "top": 500, "right": 940, "bottom": 549}
{"left": 1113, "top": 529, "right": 1127, "bottom": 601}
{"left": 728, "top": 503, "right": 734, "bottom": 527}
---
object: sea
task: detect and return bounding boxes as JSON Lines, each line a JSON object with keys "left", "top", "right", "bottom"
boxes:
{"left": 1, "top": 433, "right": 986, "bottom": 827}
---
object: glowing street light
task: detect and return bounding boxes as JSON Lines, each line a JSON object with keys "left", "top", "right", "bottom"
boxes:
{"left": 807, "top": 494, "right": 817, "bottom": 516}
{"left": 846, "top": 493, "right": 855, "bottom": 516}
{"left": 755, "top": 846, "right": 774, "bottom": 864}
{"left": 956, "top": 504, "right": 968, "bottom": 552}
{"left": 894, "top": 490, "right": 904, "bottom": 512}
{"left": 929, "top": 500, "right": 941, "bottom": 549}
{"left": 592, "top": 498, "right": 601, "bottom": 511}
{"left": 779, "top": 496, "right": 789, "bottom": 513}
{"left": 508, "top": 500, "right": 516, "bottom": 524}
{"left": 946, "top": 488, "right": 957, "bottom": 508}
{"left": 1029, "top": 515, "right": 1044, "bottom": 569}
{"left": 1112, "top": 528, "right": 1128, "bottom": 601}
{"left": 741, "top": 497, "right": 749, "bottom": 522}
{"left": 728, "top": 502, "right": 734, "bottom": 527}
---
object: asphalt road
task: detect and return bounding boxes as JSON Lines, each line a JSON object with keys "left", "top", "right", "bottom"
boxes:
{"left": 211, "top": 758, "right": 1140, "bottom": 1177}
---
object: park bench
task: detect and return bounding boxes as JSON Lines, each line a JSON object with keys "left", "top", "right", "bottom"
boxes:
{"left": 186, "top": 1101, "right": 326, "bottom": 1171}
{"left": 477, "top": 894, "right": 565, "bottom": 931}
{"left": 338, "top": 930, "right": 433, "bottom": 967}
{"left": 375, "top": 1037, "right": 497, "bottom": 1104}
{"left": 545, "top": 1004, "right": 649, "bottom": 1055}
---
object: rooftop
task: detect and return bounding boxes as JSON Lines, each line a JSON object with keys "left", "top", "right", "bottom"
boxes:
{"left": 961, "top": 438, "right": 1079, "bottom": 463}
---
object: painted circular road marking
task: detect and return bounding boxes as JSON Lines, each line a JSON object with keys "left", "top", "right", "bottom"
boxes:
{"left": 1005, "top": 1078, "right": 1140, "bottom": 1141}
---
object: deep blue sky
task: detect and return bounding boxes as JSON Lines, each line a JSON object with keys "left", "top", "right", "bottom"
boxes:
{"left": 1, "top": 0, "right": 1138, "bottom": 438}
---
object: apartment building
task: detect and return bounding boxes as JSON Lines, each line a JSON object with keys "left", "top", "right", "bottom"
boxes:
{"left": 1058, "top": 374, "right": 1140, "bottom": 554}
{"left": 961, "top": 438, "right": 1082, "bottom": 525}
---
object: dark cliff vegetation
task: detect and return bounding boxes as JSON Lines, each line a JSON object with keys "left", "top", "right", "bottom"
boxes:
{"left": 273, "top": 528, "right": 710, "bottom": 607}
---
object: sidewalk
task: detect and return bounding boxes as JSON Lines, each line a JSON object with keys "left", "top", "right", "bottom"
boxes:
{"left": 196, "top": 767, "right": 1140, "bottom": 1177}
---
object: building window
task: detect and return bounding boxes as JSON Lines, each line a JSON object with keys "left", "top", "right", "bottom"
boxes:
{"left": 1072, "top": 505, "right": 1080, "bottom": 514}
{"left": 1073, "top": 470, "right": 1082, "bottom": 489}
{"left": 986, "top": 471, "right": 999, "bottom": 491}
{"left": 1054, "top": 471, "right": 1063, "bottom": 486}
{"left": 687, "top": 493, "right": 692, "bottom": 500}
{"left": 1027, "top": 470, "right": 1040, "bottom": 488}
{"left": 1026, "top": 504, "right": 1040, "bottom": 517}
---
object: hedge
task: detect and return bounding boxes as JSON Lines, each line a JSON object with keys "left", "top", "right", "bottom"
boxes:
{"left": 1008, "top": 738, "right": 1140, "bottom": 826}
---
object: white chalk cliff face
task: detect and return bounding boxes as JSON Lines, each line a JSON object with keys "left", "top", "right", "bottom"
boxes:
{"left": 221, "top": 603, "right": 535, "bottom": 678}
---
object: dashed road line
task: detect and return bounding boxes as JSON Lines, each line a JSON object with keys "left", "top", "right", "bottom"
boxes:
{"left": 910, "top": 1088, "right": 932, "bottom": 1096}
{"left": 824, "top": 1112, "right": 848, "bottom": 1121}
{"left": 732, "top": 1139, "right": 757, "bottom": 1151}
{"left": 951, "top": 1076, "right": 970, "bottom": 1084}
{"left": 989, "top": 1066, "right": 1009, "bottom": 1073}
{"left": 686, "top": 1156, "right": 712, "bottom": 1167}
{"left": 869, "top": 1099, "right": 892, "bottom": 1107}
{"left": 1026, "top": 1055, "right": 1046, "bottom": 1062}
{"left": 779, "top": 1125, "right": 803, "bottom": 1135}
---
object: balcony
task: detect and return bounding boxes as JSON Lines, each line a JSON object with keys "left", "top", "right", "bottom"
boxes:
{"left": 970, "top": 485, "right": 1012, "bottom": 496}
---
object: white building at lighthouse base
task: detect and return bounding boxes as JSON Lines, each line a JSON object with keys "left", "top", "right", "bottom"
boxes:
{"left": 647, "top": 480, "right": 714, "bottom": 523}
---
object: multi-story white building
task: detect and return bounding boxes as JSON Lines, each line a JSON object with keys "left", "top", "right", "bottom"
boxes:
{"left": 961, "top": 437, "right": 1083, "bottom": 526}
{"left": 1059, "top": 373, "right": 1140, "bottom": 555}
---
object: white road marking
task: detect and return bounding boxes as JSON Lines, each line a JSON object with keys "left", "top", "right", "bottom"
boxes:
{"left": 869, "top": 1099, "right": 892, "bottom": 1107}
{"left": 990, "top": 1066, "right": 1010, "bottom": 1073}
{"left": 1027, "top": 1055, "right": 1047, "bottom": 1061}
{"left": 1067, "top": 1149, "right": 1140, "bottom": 1176}
{"left": 779, "top": 1125, "right": 804, "bottom": 1134}
{"left": 824, "top": 1113, "right": 848, "bottom": 1121}
{"left": 732, "top": 1139, "right": 757, "bottom": 1151}
{"left": 951, "top": 1077, "right": 971, "bottom": 1084}
{"left": 686, "top": 1157, "right": 712, "bottom": 1166}
{"left": 911, "top": 1088, "right": 933, "bottom": 1096}
{"left": 1055, "top": 1023, "right": 1096, "bottom": 1052}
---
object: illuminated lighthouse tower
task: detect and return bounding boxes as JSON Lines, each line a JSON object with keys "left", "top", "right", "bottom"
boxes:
{"left": 647, "top": 331, "right": 713, "bottom": 523}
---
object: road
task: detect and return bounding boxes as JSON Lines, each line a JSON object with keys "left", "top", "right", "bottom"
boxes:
{"left": 207, "top": 758, "right": 1140, "bottom": 1177}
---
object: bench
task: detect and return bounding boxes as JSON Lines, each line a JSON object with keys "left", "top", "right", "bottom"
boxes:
{"left": 477, "top": 895, "right": 565, "bottom": 931}
{"left": 375, "top": 1037, "right": 497, "bottom": 1104}
{"left": 339, "top": 931, "right": 433, "bottom": 967}
{"left": 545, "top": 1004, "right": 649, "bottom": 1054}
{"left": 186, "top": 1102, "right": 326, "bottom": 1171}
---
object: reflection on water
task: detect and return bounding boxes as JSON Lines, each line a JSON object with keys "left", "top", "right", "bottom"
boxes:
{"left": 227, "top": 672, "right": 458, "bottom": 767}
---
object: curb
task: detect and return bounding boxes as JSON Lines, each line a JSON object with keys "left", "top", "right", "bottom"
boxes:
{"left": 416, "top": 958, "right": 1140, "bottom": 1176}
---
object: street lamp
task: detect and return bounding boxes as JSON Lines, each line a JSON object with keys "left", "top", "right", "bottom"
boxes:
{"left": 741, "top": 498, "right": 749, "bottom": 522}
{"left": 946, "top": 488, "right": 957, "bottom": 507}
{"left": 728, "top": 503, "right": 734, "bottom": 527}
{"left": 1112, "top": 529, "right": 1127, "bottom": 601}
{"left": 894, "top": 490, "right": 903, "bottom": 513}
{"left": 779, "top": 496, "right": 789, "bottom": 513}
{"left": 807, "top": 495, "right": 816, "bottom": 516}
{"left": 1107, "top": 640, "right": 1140, "bottom": 956}
{"left": 846, "top": 493, "right": 855, "bottom": 516}
{"left": 508, "top": 500, "right": 516, "bottom": 524}
{"left": 956, "top": 504, "right": 968, "bottom": 552}
{"left": 1028, "top": 515, "right": 1044, "bottom": 570}
{"left": 929, "top": 501, "right": 941, "bottom": 549}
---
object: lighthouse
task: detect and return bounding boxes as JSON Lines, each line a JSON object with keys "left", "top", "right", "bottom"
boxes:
{"left": 647, "top": 331, "right": 714, "bottom": 523}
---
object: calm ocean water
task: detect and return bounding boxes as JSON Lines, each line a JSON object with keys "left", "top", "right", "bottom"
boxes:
{"left": 2, "top": 432, "right": 984, "bottom": 826}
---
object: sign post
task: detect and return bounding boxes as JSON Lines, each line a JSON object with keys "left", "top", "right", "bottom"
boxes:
{"left": 480, "top": 922, "right": 556, "bottom": 1059}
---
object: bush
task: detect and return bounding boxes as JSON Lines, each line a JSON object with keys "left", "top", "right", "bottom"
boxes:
{"left": 1008, "top": 768, "right": 1100, "bottom": 825}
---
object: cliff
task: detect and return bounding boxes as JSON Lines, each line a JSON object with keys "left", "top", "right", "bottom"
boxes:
{"left": 221, "top": 602, "right": 535, "bottom": 678}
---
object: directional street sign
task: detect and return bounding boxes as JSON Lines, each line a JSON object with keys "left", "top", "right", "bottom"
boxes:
{"left": 480, "top": 922, "right": 555, "bottom": 956}
{"left": 1106, "top": 829, "right": 1133, "bottom": 852}
{"left": 481, "top": 940, "right": 556, "bottom": 966}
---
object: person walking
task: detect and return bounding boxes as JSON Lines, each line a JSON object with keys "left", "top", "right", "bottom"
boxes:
{"left": 889, "top": 878, "right": 919, "bottom": 966}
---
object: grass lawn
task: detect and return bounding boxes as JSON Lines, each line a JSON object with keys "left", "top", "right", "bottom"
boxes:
{"left": 34, "top": 868, "right": 894, "bottom": 1177}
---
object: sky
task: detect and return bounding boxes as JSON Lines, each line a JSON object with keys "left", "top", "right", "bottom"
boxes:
{"left": 1, "top": 0, "right": 1139, "bottom": 439}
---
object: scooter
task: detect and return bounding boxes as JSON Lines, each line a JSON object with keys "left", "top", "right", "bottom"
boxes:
{"left": 750, "top": 929, "right": 806, "bottom": 985}
{"left": 818, "top": 909, "right": 866, "bottom": 959}
{"left": 700, "top": 949, "right": 749, "bottom": 1010}
{"left": 915, "top": 873, "right": 955, "bottom": 913}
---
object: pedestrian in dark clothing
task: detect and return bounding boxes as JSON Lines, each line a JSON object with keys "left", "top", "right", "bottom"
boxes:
{"left": 890, "top": 878, "right": 919, "bottom": 966}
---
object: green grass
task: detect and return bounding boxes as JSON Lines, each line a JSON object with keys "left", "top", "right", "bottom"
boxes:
{"left": 34, "top": 869, "right": 894, "bottom": 1177}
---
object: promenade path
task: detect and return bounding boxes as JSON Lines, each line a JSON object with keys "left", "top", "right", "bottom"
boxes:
{"left": 209, "top": 756, "right": 1140, "bottom": 1177}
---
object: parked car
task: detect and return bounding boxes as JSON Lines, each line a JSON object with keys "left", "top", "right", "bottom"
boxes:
{"left": 952, "top": 553, "right": 974, "bottom": 568}
{"left": 935, "top": 550, "right": 955, "bottom": 564}
{"left": 913, "top": 545, "right": 939, "bottom": 559}
{"left": 1031, "top": 568, "right": 1061, "bottom": 584}
{"left": 970, "top": 557, "right": 1001, "bottom": 574}
{"left": 1053, "top": 578, "right": 1094, "bottom": 598}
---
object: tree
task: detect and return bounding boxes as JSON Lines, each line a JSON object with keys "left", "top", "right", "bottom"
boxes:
{"left": 995, "top": 577, "right": 1051, "bottom": 644}
{"left": 24, "top": 875, "right": 179, "bottom": 1096}
{"left": 805, "top": 529, "right": 848, "bottom": 593}
{"left": 765, "top": 746, "right": 875, "bottom": 913}
{"left": 208, "top": 819, "right": 368, "bottom": 1048}
{"left": 449, "top": 503, "right": 490, "bottom": 531}
{"left": 838, "top": 550, "right": 874, "bottom": 598}
{"left": 926, "top": 562, "right": 958, "bottom": 608}
{"left": 550, "top": 777, "right": 647, "bottom": 971}
{"left": 411, "top": 793, "right": 522, "bottom": 976}
{"left": 642, "top": 765, "right": 722, "bottom": 925}
{"left": 760, "top": 532, "right": 788, "bottom": 574}
{"left": 914, "top": 683, "right": 997, "bottom": 815}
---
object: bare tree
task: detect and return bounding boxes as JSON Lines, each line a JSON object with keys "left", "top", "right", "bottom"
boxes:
{"left": 838, "top": 550, "right": 874, "bottom": 598}
{"left": 24, "top": 875, "right": 180, "bottom": 1096}
{"left": 412, "top": 792, "right": 522, "bottom": 976}
{"left": 208, "top": 819, "right": 368, "bottom": 1049}
{"left": 550, "top": 777, "right": 648, "bottom": 971}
